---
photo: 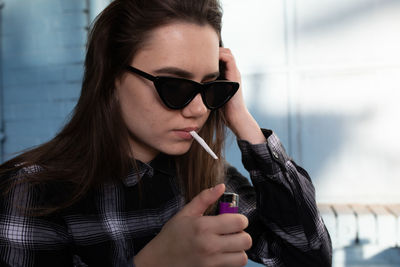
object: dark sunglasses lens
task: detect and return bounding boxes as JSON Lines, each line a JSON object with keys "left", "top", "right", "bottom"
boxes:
{"left": 155, "top": 78, "right": 198, "bottom": 109}
{"left": 204, "top": 82, "right": 239, "bottom": 109}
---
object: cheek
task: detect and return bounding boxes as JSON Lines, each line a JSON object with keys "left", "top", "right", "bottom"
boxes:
{"left": 118, "top": 81, "right": 151, "bottom": 112}
{"left": 117, "top": 83, "right": 168, "bottom": 130}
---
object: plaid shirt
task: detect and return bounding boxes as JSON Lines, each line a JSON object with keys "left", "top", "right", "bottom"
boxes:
{"left": 0, "top": 129, "right": 332, "bottom": 266}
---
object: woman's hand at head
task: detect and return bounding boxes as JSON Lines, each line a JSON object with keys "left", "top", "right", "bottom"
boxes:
{"left": 133, "top": 183, "right": 252, "bottom": 267}
{"left": 219, "top": 48, "right": 266, "bottom": 144}
{"left": 219, "top": 47, "right": 246, "bottom": 120}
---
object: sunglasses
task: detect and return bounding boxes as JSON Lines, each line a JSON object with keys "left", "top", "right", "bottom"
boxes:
{"left": 125, "top": 66, "right": 239, "bottom": 110}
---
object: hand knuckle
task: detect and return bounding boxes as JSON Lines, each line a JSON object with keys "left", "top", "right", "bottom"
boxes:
{"left": 200, "top": 241, "right": 216, "bottom": 255}
{"left": 194, "top": 219, "right": 208, "bottom": 234}
{"left": 198, "top": 190, "right": 208, "bottom": 204}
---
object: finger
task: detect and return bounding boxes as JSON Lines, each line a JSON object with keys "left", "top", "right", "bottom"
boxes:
{"left": 219, "top": 48, "right": 240, "bottom": 82}
{"left": 217, "top": 232, "right": 253, "bottom": 253}
{"left": 219, "top": 47, "right": 233, "bottom": 56}
{"left": 179, "top": 183, "right": 225, "bottom": 217}
{"left": 213, "top": 214, "right": 249, "bottom": 235}
{"left": 219, "top": 48, "right": 235, "bottom": 66}
{"left": 213, "top": 251, "right": 248, "bottom": 267}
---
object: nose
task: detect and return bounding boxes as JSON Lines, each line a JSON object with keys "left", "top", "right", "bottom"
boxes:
{"left": 181, "top": 93, "right": 208, "bottom": 118}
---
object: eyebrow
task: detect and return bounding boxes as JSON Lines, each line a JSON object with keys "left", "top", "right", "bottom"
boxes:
{"left": 153, "top": 66, "right": 220, "bottom": 81}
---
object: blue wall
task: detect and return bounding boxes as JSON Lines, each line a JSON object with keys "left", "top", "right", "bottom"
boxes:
{"left": 1, "top": 0, "right": 86, "bottom": 161}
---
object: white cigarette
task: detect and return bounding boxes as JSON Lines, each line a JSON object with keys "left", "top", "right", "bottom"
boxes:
{"left": 189, "top": 131, "right": 218, "bottom": 160}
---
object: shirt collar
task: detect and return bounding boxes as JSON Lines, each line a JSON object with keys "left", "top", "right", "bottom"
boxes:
{"left": 123, "top": 153, "right": 176, "bottom": 187}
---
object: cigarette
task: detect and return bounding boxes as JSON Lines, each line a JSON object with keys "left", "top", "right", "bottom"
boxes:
{"left": 189, "top": 131, "right": 218, "bottom": 160}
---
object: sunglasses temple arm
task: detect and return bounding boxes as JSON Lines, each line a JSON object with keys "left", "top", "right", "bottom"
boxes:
{"left": 126, "top": 66, "right": 157, "bottom": 82}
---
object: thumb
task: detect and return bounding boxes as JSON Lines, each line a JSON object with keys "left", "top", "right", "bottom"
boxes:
{"left": 179, "top": 183, "right": 225, "bottom": 217}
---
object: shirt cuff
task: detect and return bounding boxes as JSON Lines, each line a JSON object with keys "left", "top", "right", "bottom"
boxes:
{"left": 237, "top": 128, "right": 291, "bottom": 175}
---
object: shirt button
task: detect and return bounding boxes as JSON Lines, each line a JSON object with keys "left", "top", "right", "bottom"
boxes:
{"left": 272, "top": 151, "right": 279, "bottom": 159}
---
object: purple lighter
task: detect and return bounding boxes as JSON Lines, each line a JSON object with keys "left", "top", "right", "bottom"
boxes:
{"left": 218, "top": 192, "right": 239, "bottom": 214}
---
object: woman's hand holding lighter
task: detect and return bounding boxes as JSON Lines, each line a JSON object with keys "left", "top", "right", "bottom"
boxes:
{"left": 134, "top": 184, "right": 252, "bottom": 267}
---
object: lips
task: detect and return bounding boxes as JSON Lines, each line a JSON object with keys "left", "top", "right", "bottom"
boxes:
{"left": 173, "top": 127, "right": 199, "bottom": 140}
{"left": 178, "top": 127, "right": 199, "bottom": 132}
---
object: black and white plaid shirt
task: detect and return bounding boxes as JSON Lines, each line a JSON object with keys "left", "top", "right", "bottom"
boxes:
{"left": 0, "top": 129, "right": 332, "bottom": 266}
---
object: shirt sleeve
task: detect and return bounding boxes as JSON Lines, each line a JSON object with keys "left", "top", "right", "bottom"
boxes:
{"left": 225, "top": 129, "right": 332, "bottom": 267}
{"left": 0, "top": 167, "right": 73, "bottom": 267}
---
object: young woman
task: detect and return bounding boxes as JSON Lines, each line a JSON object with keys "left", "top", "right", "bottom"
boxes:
{"left": 0, "top": 0, "right": 332, "bottom": 266}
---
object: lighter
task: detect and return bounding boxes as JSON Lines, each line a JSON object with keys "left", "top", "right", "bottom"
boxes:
{"left": 218, "top": 192, "right": 239, "bottom": 214}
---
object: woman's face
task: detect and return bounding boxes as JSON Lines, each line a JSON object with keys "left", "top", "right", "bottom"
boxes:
{"left": 116, "top": 22, "right": 220, "bottom": 163}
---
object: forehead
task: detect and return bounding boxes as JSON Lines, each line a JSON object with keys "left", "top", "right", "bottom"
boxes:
{"left": 132, "top": 22, "right": 220, "bottom": 71}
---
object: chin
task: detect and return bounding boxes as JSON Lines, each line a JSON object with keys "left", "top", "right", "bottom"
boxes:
{"left": 161, "top": 142, "right": 192, "bottom": 156}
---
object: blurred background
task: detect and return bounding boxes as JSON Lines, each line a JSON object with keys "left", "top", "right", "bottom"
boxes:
{"left": 1, "top": 0, "right": 400, "bottom": 266}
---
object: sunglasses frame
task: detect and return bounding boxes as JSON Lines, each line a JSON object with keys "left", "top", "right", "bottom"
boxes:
{"left": 125, "top": 66, "right": 239, "bottom": 110}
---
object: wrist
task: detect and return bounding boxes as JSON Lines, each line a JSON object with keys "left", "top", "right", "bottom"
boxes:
{"left": 134, "top": 240, "right": 159, "bottom": 267}
{"left": 226, "top": 109, "right": 266, "bottom": 144}
{"left": 133, "top": 252, "right": 149, "bottom": 267}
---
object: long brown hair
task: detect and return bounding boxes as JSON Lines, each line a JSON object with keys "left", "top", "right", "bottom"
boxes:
{"left": 0, "top": 0, "right": 226, "bottom": 215}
